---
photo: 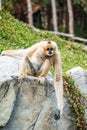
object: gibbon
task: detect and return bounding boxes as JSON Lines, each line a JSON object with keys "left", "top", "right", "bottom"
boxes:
{"left": 1, "top": 41, "right": 63, "bottom": 118}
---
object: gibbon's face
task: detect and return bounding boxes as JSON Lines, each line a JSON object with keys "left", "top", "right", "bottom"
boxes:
{"left": 42, "top": 41, "right": 57, "bottom": 57}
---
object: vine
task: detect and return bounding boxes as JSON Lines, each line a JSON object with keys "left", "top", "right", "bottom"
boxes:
{"left": 63, "top": 73, "right": 87, "bottom": 130}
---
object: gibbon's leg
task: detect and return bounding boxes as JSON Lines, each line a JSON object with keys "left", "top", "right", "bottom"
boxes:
{"left": 1, "top": 49, "right": 26, "bottom": 57}
{"left": 53, "top": 52, "right": 63, "bottom": 116}
{"left": 19, "top": 56, "right": 36, "bottom": 78}
{"left": 38, "top": 59, "right": 50, "bottom": 84}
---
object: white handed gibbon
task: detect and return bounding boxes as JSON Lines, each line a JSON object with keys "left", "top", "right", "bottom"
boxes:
{"left": 1, "top": 41, "right": 63, "bottom": 119}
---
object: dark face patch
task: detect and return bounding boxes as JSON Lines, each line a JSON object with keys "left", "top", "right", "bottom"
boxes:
{"left": 46, "top": 47, "right": 53, "bottom": 55}
{"left": 48, "top": 41, "right": 51, "bottom": 44}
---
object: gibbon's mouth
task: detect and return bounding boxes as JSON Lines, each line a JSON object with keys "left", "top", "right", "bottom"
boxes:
{"left": 47, "top": 52, "right": 54, "bottom": 56}
{"left": 46, "top": 54, "right": 54, "bottom": 58}
{"left": 48, "top": 54, "right": 53, "bottom": 56}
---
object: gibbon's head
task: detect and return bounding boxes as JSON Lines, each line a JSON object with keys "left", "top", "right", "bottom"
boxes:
{"left": 42, "top": 41, "right": 57, "bottom": 57}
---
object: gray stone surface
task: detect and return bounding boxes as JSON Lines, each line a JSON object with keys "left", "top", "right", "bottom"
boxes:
{"left": 67, "top": 66, "right": 87, "bottom": 95}
{"left": 0, "top": 56, "right": 86, "bottom": 130}
{"left": 0, "top": 82, "right": 16, "bottom": 126}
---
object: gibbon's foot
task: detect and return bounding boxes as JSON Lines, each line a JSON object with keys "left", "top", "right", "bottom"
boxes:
{"left": 11, "top": 72, "right": 26, "bottom": 79}
{"left": 38, "top": 77, "right": 45, "bottom": 84}
{"left": 54, "top": 110, "right": 60, "bottom": 121}
{"left": 18, "top": 75, "right": 27, "bottom": 80}
{"left": 11, "top": 75, "right": 19, "bottom": 79}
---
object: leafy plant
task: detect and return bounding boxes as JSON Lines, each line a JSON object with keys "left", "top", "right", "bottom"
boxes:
{"left": 64, "top": 74, "right": 87, "bottom": 130}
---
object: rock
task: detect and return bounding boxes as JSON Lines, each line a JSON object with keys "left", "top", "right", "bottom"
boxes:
{"left": 67, "top": 66, "right": 87, "bottom": 95}
{"left": 0, "top": 81, "right": 16, "bottom": 126}
{"left": 67, "top": 66, "right": 87, "bottom": 123}
{"left": 1, "top": 56, "right": 86, "bottom": 130}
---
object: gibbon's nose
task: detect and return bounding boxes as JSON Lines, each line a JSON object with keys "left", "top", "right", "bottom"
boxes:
{"left": 49, "top": 51, "right": 52, "bottom": 54}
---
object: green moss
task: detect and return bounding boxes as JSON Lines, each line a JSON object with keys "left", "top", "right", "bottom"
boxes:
{"left": 0, "top": 10, "right": 87, "bottom": 72}
{"left": 64, "top": 74, "right": 87, "bottom": 130}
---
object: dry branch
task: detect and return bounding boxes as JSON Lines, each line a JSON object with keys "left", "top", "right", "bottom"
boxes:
{"left": 31, "top": 26, "right": 87, "bottom": 44}
{"left": 50, "top": 31, "right": 87, "bottom": 43}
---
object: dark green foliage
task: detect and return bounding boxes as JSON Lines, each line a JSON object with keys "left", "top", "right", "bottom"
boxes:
{"left": 73, "top": 0, "right": 87, "bottom": 12}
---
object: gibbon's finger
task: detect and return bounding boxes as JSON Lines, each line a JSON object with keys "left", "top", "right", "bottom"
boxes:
{"left": 54, "top": 110, "right": 60, "bottom": 120}
{"left": 38, "top": 77, "right": 45, "bottom": 85}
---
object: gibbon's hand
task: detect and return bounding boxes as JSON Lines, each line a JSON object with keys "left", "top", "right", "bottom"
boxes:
{"left": 38, "top": 76, "right": 45, "bottom": 84}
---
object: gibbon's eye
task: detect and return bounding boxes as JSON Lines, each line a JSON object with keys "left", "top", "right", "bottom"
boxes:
{"left": 47, "top": 48, "right": 50, "bottom": 51}
{"left": 47, "top": 48, "right": 53, "bottom": 51}
{"left": 50, "top": 48, "right": 53, "bottom": 50}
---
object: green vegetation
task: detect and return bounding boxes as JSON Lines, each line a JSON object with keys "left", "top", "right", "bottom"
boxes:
{"left": 64, "top": 74, "right": 87, "bottom": 130}
{"left": 0, "top": 10, "right": 87, "bottom": 72}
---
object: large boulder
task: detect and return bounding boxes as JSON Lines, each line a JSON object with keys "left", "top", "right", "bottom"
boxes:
{"left": 0, "top": 56, "right": 87, "bottom": 130}
{"left": 67, "top": 66, "right": 87, "bottom": 95}
{"left": 0, "top": 56, "right": 73, "bottom": 130}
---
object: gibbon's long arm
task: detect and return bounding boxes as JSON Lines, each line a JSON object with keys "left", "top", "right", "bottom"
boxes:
{"left": 53, "top": 51, "right": 63, "bottom": 115}
{"left": 1, "top": 41, "right": 42, "bottom": 57}
{"left": 1, "top": 49, "right": 26, "bottom": 57}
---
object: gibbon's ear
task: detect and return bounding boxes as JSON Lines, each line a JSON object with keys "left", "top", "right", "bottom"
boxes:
{"left": 55, "top": 42, "right": 59, "bottom": 48}
{"left": 54, "top": 42, "right": 59, "bottom": 54}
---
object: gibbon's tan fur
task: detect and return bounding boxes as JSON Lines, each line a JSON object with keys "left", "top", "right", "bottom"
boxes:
{"left": 1, "top": 41, "right": 63, "bottom": 115}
